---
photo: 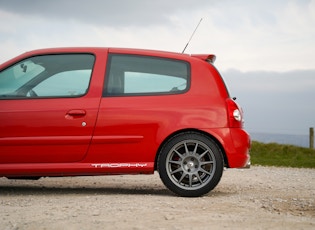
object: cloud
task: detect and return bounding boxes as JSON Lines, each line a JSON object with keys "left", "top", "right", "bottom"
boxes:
{"left": 0, "top": 0, "right": 314, "bottom": 72}
{"left": 0, "top": 0, "right": 314, "bottom": 135}
{"left": 192, "top": 0, "right": 315, "bottom": 71}
{"left": 0, "top": 0, "right": 212, "bottom": 27}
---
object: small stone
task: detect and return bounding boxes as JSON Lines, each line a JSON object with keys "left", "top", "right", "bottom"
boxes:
{"left": 92, "top": 210, "right": 101, "bottom": 216}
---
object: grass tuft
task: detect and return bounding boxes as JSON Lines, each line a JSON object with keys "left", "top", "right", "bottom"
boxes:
{"left": 250, "top": 141, "right": 315, "bottom": 168}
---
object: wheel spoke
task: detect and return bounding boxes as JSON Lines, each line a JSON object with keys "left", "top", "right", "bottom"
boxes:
{"left": 198, "top": 149, "right": 209, "bottom": 159}
{"left": 195, "top": 173, "right": 203, "bottom": 184}
{"left": 199, "top": 167, "right": 211, "bottom": 175}
{"left": 174, "top": 149, "right": 184, "bottom": 159}
{"left": 178, "top": 172, "right": 188, "bottom": 183}
{"left": 188, "top": 174, "right": 193, "bottom": 187}
{"left": 171, "top": 167, "right": 183, "bottom": 175}
{"left": 184, "top": 142, "right": 190, "bottom": 155}
{"left": 193, "top": 143, "right": 198, "bottom": 155}
{"left": 200, "top": 160, "right": 213, "bottom": 166}
{"left": 169, "top": 160, "right": 181, "bottom": 165}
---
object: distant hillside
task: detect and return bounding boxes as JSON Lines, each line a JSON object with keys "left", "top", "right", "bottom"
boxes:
{"left": 250, "top": 132, "right": 310, "bottom": 148}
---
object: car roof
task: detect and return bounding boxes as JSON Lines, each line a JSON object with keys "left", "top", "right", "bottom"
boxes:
{"left": 1, "top": 47, "right": 215, "bottom": 68}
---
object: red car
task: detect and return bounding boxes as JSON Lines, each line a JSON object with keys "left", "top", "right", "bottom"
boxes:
{"left": 0, "top": 48, "right": 250, "bottom": 197}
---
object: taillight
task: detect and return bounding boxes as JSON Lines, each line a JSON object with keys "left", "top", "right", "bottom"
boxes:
{"left": 226, "top": 98, "right": 244, "bottom": 128}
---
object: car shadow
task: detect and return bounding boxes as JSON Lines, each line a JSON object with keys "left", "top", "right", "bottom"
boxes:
{"left": 0, "top": 184, "right": 174, "bottom": 197}
{"left": 0, "top": 175, "right": 233, "bottom": 197}
{"left": 0, "top": 184, "right": 232, "bottom": 198}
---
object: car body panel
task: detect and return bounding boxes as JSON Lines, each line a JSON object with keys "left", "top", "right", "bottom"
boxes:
{"left": 0, "top": 97, "right": 99, "bottom": 163}
{"left": 0, "top": 47, "right": 250, "bottom": 178}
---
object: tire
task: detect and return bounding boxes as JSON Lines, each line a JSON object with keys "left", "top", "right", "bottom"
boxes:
{"left": 158, "top": 132, "right": 224, "bottom": 197}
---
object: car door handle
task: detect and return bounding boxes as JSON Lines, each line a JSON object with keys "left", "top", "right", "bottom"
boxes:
{"left": 66, "top": 109, "right": 86, "bottom": 119}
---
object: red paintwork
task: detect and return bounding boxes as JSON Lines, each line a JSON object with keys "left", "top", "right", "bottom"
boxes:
{"left": 0, "top": 47, "right": 250, "bottom": 177}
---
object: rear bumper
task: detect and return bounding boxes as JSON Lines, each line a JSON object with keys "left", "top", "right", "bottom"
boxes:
{"left": 227, "top": 128, "right": 251, "bottom": 168}
{"left": 202, "top": 128, "right": 251, "bottom": 168}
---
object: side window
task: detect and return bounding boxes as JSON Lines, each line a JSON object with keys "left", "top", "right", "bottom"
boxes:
{"left": 0, "top": 54, "right": 95, "bottom": 99}
{"left": 31, "top": 70, "right": 91, "bottom": 97}
{"left": 105, "top": 54, "right": 190, "bottom": 96}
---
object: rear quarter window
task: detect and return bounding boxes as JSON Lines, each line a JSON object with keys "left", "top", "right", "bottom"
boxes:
{"left": 104, "top": 54, "right": 190, "bottom": 96}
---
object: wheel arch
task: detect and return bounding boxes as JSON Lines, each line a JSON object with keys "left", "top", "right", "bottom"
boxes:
{"left": 154, "top": 128, "right": 229, "bottom": 170}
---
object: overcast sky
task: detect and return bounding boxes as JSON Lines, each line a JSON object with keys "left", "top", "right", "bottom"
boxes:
{"left": 0, "top": 0, "right": 315, "bottom": 135}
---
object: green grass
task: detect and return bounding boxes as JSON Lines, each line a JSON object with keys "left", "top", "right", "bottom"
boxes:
{"left": 250, "top": 141, "right": 315, "bottom": 168}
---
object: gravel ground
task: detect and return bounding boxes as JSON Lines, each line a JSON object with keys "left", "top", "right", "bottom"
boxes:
{"left": 0, "top": 166, "right": 314, "bottom": 230}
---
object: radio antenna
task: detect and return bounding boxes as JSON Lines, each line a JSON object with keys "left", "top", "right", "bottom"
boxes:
{"left": 182, "top": 18, "right": 203, "bottom": 53}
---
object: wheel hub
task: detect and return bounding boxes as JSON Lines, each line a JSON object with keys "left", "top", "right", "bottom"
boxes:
{"left": 183, "top": 156, "right": 199, "bottom": 173}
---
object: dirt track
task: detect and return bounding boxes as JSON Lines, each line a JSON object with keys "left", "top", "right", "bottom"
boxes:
{"left": 1, "top": 166, "right": 314, "bottom": 230}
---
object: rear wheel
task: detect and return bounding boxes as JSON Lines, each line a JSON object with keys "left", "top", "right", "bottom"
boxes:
{"left": 158, "top": 132, "right": 224, "bottom": 197}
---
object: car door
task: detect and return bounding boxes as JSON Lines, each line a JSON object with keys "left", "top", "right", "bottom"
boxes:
{"left": 88, "top": 53, "right": 190, "bottom": 164}
{"left": 0, "top": 53, "right": 100, "bottom": 164}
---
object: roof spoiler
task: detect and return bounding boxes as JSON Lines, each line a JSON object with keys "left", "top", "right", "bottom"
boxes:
{"left": 191, "top": 54, "right": 216, "bottom": 64}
